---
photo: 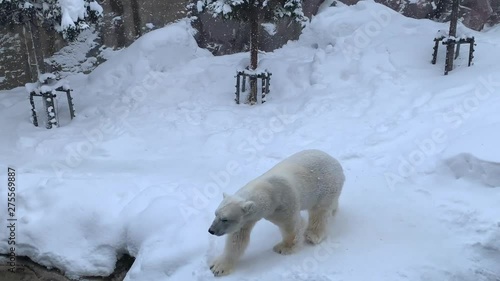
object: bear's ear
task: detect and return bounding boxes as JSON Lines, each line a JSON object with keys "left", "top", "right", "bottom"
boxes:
{"left": 241, "top": 201, "right": 256, "bottom": 214}
{"left": 222, "top": 192, "right": 229, "bottom": 199}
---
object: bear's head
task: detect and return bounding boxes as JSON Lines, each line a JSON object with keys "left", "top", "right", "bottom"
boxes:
{"left": 208, "top": 192, "right": 256, "bottom": 236}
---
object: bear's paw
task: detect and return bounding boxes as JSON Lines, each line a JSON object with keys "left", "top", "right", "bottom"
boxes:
{"left": 273, "top": 242, "right": 296, "bottom": 255}
{"left": 209, "top": 257, "right": 234, "bottom": 277}
{"left": 305, "top": 230, "right": 325, "bottom": 245}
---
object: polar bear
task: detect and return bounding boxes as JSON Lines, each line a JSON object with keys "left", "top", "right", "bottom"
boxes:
{"left": 208, "top": 149, "right": 345, "bottom": 276}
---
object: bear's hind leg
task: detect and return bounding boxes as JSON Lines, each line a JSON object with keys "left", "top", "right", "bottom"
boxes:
{"left": 331, "top": 198, "right": 339, "bottom": 216}
{"left": 305, "top": 207, "right": 330, "bottom": 245}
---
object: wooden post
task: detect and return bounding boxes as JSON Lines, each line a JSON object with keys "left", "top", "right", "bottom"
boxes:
{"left": 266, "top": 73, "right": 271, "bottom": 96}
{"left": 468, "top": 37, "right": 475, "bottom": 67}
{"left": 248, "top": 5, "right": 260, "bottom": 105}
{"left": 235, "top": 72, "right": 241, "bottom": 104}
{"left": 65, "top": 89, "right": 76, "bottom": 119}
{"left": 242, "top": 73, "right": 246, "bottom": 93}
{"left": 431, "top": 38, "right": 441, "bottom": 64}
{"left": 261, "top": 74, "right": 265, "bottom": 103}
{"left": 43, "top": 92, "right": 57, "bottom": 129}
{"left": 29, "top": 92, "right": 39, "bottom": 127}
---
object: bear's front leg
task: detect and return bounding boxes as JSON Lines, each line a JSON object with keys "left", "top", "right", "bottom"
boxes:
{"left": 271, "top": 215, "right": 305, "bottom": 255}
{"left": 210, "top": 221, "right": 256, "bottom": 277}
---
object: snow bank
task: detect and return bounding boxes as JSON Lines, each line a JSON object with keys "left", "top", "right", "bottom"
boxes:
{"left": 9, "top": 178, "right": 128, "bottom": 278}
{"left": 441, "top": 126, "right": 500, "bottom": 162}
{"left": 87, "top": 19, "right": 212, "bottom": 96}
{"left": 299, "top": 1, "right": 399, "bottom": 50}
{"left": 441, "top": 125, "right": 500, "bottom": 187}
{"left": 445, "top": 153, "right": 500, "bottom": 187}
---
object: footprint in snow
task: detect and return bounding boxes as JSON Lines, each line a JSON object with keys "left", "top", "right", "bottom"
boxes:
{"left": 411, "top": 91, "right": 433, "bottom": 108}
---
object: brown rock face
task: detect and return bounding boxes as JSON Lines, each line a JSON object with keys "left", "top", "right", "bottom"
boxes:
{"left": 460, "top": 0, "right": 494, "bottom": 30}
{"left": 341, "top": 0, "right": 498, "bottom": 31}
{"left": 0, "top": 0, "right": 499, "bottom": 90}
{"left": 190, "top": 0, "right": 324, "bottom": 56}
{"left": 191, "top": 0, "right": 498, "bottom": 58}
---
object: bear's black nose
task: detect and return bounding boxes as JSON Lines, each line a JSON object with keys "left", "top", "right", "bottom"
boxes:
{"left": 208, "top": 228, "right": 215, "bottom": 235}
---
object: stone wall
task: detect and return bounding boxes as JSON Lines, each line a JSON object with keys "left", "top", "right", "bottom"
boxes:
{"left": 191, "top": 0, "right": 323, "bottom": 55}
{"left": 0, "top": 0, "right": 499, "bottom": 90}
{"left": 99, "top": 0, "right": 190, "bottom": 48}
{"left": 0, "top": 0, "right": 190, "bottom": 90}
{"left": 365, "top": 0, "right": 499, "bottom": 30}
{"left": 0, "top": 23, "right": 66, "bottom": 90}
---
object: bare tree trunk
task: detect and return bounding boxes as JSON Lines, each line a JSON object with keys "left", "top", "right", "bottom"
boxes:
{"left": 248, "top": 5, "right": 259, "bottom": 105}
{"left": 249, "top": 9, "right": 259, "bottom": 70}
{"left": 23, "top": 19, "right": 45, "bottom": 81}
{"left": 445, "top": 0, "right": 459, "bottom": 75}
{"left": 131, "top": 0, "right": 142, "bottom": 38}
{"left": 22, "top": 25, "right": 36, "bottom": 82}
{"left": 110, "top": 0, "right": 127, "bottom": 48}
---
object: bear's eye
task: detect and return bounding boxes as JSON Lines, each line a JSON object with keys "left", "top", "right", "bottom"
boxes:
{"left": 220, "top": 218, "right": 229, "bottom": 222}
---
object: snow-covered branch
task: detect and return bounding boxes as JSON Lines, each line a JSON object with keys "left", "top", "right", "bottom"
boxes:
{"left": 0, "top": 0, "right": 103, "bottom": 40}
{"left": 199, "top": 0, "right": 308, "bottom": 24}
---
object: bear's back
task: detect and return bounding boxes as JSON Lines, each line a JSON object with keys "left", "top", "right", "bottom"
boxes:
{"left": 264, "top": 149, "right": 345, "bottom": 209}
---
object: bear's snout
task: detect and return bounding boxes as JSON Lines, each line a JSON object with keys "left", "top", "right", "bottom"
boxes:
{"left": 208, "top": 228, "right": 224, "bottom": 236}
{"left": 208, "top": 226, "right": 224, "bottom": 236}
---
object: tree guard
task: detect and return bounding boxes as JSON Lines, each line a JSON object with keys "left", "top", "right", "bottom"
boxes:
{"left": 432, "top": 34, "right": 475, "bottom": 75}
{"left": 27, "top": 74, "right": 76, "bottom": 129}
{"left": 200, "top": 0, "right": 304, "bottom": 106}
{"left": 431, "top": 0, "right": 476, "bottom": 75}
{"left": 235, "top": 70, "right": 272, "bottom": 105}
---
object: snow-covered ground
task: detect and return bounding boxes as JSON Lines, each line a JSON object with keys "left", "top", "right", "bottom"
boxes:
{"left": 1, "top": 1, "right": 500, "bottom": 280}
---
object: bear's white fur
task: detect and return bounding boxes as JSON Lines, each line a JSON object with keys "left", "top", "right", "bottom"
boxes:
{"left": 208, "top": 149, "right": 345, "bottom": 276}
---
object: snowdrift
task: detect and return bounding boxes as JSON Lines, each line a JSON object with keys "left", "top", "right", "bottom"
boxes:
{"left": 442, "top": 126, "right": 500, "bottom": 187}
{"left": 87, "top": 19, "right": 212, "bottom": 96}
{"left": 445, "top": 153, "right": 500, "bottom": 187}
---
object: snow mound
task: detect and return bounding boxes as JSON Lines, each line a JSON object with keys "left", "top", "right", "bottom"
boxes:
{"left": 470, "top": 225, "right": 500, "bottom": 280}
{"left": 87, "top": 19, "right": 212, "bottom": 96}
{"left": 478, "top": 225, "right": 500, "bottom": 254}
{"left": 441, "top": 126, "right": 500, "bottom": 187}
{"left": 445, "top": 153, "right": 500, "bottom": 187}
{"left": 299, "top": 1, "right": 399, "bottom": 50}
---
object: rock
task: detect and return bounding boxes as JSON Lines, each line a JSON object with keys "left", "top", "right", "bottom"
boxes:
{"left": 1, "top": 0, "right": 500, "bottom": 90}
{"left": 0, "top": 254, "right": 135, "bottom": 281}
{"left": 337, "top": 0, "right": 498, "bottom": 31}
{"left": 190, "top": 0, "right": 323, "bottom": 56}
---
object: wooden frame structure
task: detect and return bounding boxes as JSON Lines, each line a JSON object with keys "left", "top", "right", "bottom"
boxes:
{"left": 235, "top": 70, "right": 272, "bottom": 105}
{"left": 431, "top": 0, "right": 476, "bottom": 75}
{"left": 28, "top": 76, "right": 76, "bottom": 129}
{"left": 432, "top": 35, "right": 475, "bottom": 75}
